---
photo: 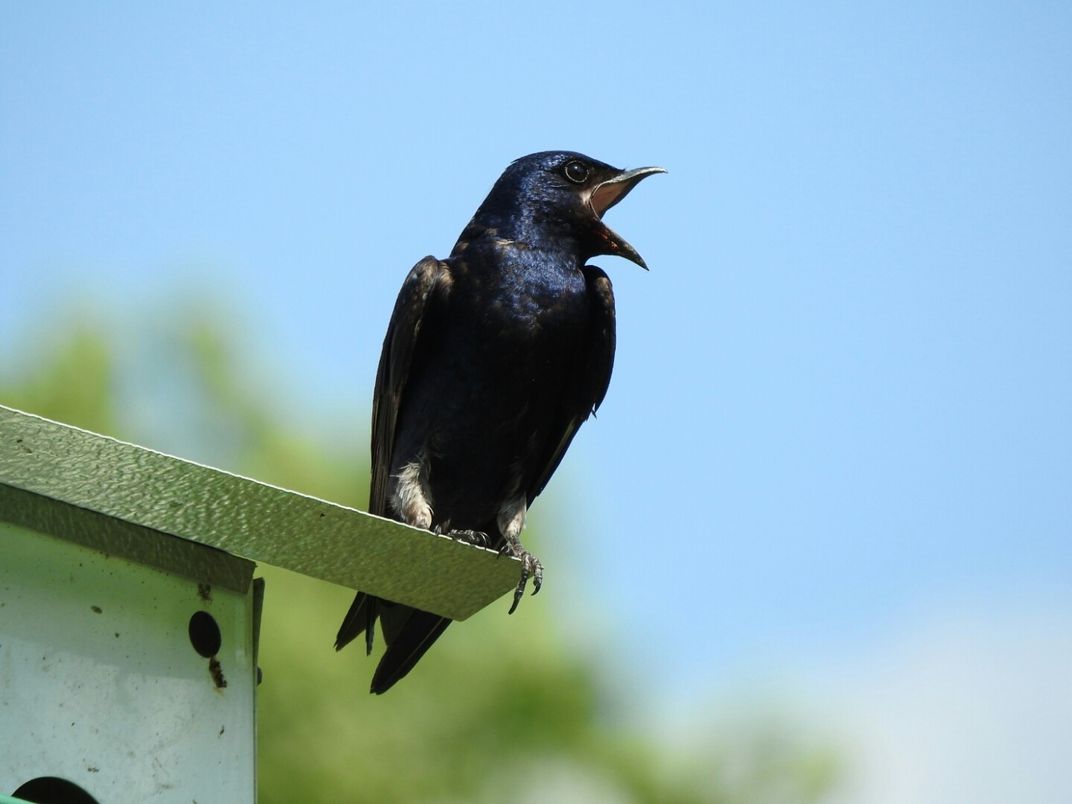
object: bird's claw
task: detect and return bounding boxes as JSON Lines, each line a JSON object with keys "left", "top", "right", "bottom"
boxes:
{"left": 452, "top": 528, "right": 490, "bottom": 547}
{"left": 501, "top": 545, "right": 543, "bottom": 614}
{"left": 434, "top": 526, "right": 490, "bottom": 548}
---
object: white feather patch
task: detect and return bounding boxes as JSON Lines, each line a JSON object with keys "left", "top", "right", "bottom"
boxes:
{"left": 392, "top": 461, "right": 433, "bottom": 530}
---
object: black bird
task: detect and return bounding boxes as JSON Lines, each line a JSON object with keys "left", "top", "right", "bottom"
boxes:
{"left": 335, "top": 151, "right": 664, "bottom": 694}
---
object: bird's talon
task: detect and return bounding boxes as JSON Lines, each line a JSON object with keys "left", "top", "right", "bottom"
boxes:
{"left": 505, "top": 547, "right": 542, "bottom": 612}
{"left": 508, "top": 576, "right": 526, "bottom": 615}
{"left": 445, "top": 528, "right": 489, "bottom": 547}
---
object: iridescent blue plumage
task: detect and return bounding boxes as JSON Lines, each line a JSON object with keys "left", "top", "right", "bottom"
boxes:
{"left": 335, "top": 151, "right": 664, "bottom": 693}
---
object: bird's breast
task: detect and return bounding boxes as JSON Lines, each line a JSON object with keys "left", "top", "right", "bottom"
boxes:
{"left": 478, "top": 248, "right": 587, "bottom": 331}
{"left": 399, "top": 252, "right": 590, "bottom": 526}
{"left": 430, "top": 253, "right": 587, "bottom": 422}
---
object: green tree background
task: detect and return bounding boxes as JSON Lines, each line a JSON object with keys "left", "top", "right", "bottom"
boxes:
{"left": 0, "top": 302, "right": 839, "bottom": 803}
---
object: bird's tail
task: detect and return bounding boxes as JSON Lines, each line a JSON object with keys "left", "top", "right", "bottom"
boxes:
{"left": 336, "top": 592, "right": 452, "bottom": 694}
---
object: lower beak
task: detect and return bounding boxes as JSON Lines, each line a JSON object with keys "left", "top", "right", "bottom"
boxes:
{"left": 589, "top": 166, "right": 666, "bottom": 269}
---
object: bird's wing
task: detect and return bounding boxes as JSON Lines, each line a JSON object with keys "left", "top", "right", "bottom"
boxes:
{"left": 528, "top": 265, "right": 616, "bottom": 502}
{"left": 368, "top": 255, "right": 451, "bottom": 516}
{"left": 337, "top": 255, "right": 451, "bottom": 670}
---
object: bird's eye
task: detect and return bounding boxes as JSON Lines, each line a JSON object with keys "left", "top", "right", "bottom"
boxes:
{"left": 563, "top": 161, "right": 589, "bottom": 184}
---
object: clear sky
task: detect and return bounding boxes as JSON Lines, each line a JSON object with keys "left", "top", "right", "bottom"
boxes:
{"left": 3, "top": 3, "right": 1070, "bottom": 799}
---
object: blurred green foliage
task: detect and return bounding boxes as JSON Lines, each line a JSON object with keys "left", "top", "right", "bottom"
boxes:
{"left": 0, "top": 307, "right": 840, "bottom": 803}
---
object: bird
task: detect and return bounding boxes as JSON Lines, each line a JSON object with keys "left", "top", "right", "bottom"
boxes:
{"left": 335, "top": 150, "right": 664, "bottom": 694}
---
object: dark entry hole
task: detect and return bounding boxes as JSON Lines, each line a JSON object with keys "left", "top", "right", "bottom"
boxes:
{"left": 13, "top": 777, "right": 100, "bottom": 804}
{"left": 188, "top": 610, "right": 222, "bottom": 657}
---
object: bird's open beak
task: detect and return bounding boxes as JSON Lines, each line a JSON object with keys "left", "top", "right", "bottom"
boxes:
{"left": 589, "top": 166, "right": 666, "bottom": 269}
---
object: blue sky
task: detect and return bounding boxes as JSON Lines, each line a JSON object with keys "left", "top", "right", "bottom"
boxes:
{"left": 3, "top": 3, "right": 1071, "bottom": 796}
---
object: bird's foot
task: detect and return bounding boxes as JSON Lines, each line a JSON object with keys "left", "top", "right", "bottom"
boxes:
{"left": 499, "top": 543, "right": 543, "bottom": 614}
{"left": 434, "top": 525, "right": 490, "bottom": 548}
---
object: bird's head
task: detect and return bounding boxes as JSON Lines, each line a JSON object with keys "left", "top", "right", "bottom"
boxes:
{"left": 468, "top": 151, "right": 665, "bottom": 269}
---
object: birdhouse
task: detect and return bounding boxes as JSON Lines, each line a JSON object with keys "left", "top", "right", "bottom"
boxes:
{"left": 0, "top": 405, "right": 519, "bottom": 803}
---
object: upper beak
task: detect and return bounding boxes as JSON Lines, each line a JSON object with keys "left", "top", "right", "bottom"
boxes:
{"left": 589, "top": 166, "right": 666, "bottom": 269}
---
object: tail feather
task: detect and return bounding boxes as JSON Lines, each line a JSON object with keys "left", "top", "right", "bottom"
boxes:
{"left": 370, "top": 607, "right": 451, "bottom": 694}
{"left": 335, "top": 592, "right": 376, "bottom": 654}
{"left": 336, "top": 591, "right": 452, "bottom": 694}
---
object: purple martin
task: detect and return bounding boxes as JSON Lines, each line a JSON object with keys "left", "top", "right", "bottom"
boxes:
{"left": 335, "top": 151, "right": 664, "bottom": 693}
